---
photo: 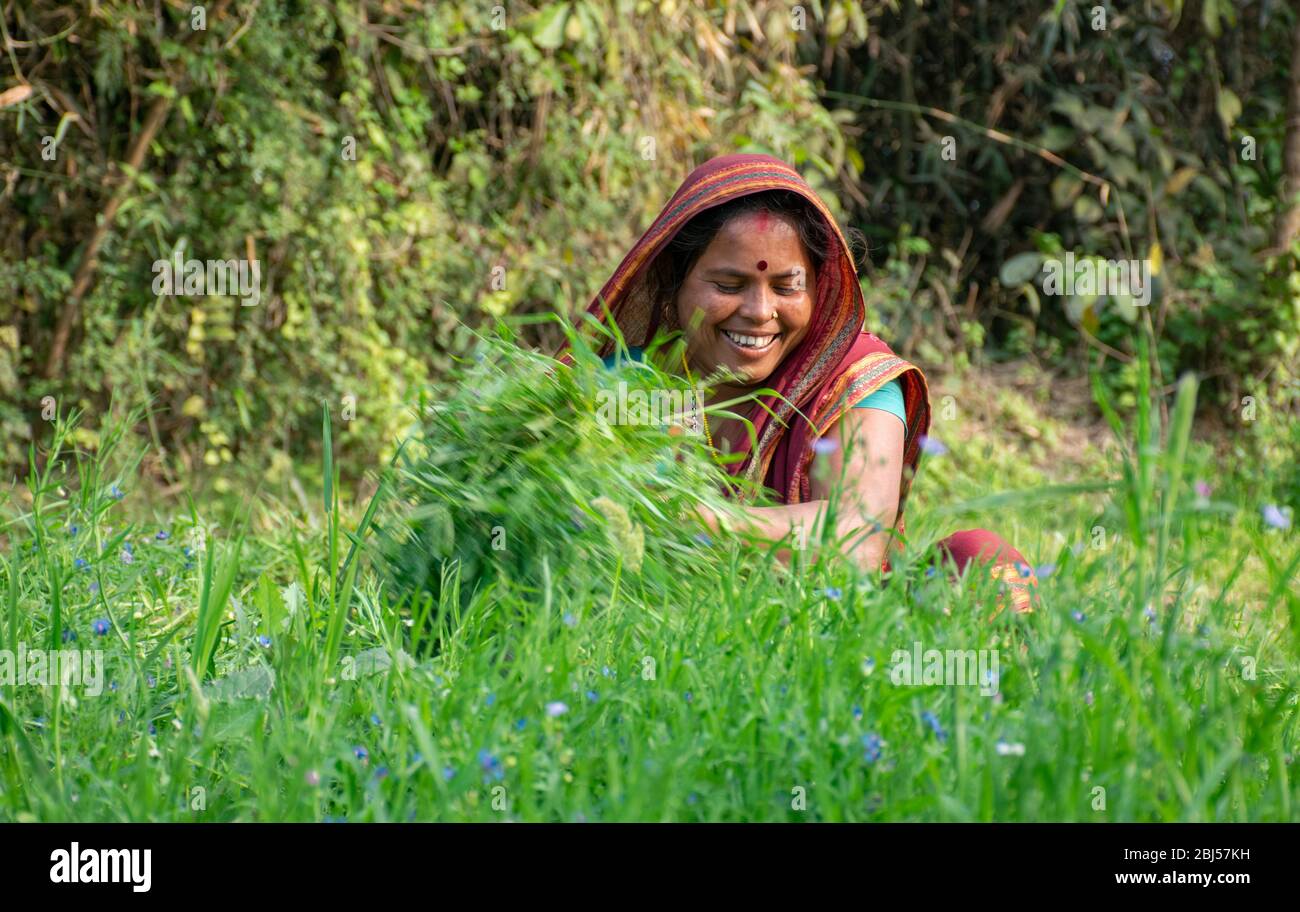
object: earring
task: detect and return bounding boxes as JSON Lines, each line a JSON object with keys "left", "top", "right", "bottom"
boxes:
{"left": 660, "top": 299, "right": 678, "bottom": 329}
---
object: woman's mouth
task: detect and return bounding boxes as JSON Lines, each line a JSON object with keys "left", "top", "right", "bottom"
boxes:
{"left": 720, "top": 328, "right": 780, "bottom": 354}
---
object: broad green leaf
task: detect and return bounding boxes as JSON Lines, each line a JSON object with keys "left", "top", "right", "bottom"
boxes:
{"left": 533, "top": 3, "right": 571, "bottom": 50}
{"left": 999, "top": 252, "right": 1044, "bottom": 287}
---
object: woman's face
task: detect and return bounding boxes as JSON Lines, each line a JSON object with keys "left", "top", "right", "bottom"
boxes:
{"left": 674, "top": 210, "right": 816, "bottom": 388}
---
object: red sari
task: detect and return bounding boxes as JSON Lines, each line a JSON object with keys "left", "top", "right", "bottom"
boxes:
{"left": 567, "top": 153, "right": 1035, "bottom": 614}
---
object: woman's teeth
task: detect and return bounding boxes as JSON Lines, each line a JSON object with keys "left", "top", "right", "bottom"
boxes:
{"left": 721, "top": 329, "right": 778, "bottom": 351}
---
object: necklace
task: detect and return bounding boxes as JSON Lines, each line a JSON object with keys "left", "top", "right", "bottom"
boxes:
{"left": 679, "top": 350, "right": 716, "bottom": 451}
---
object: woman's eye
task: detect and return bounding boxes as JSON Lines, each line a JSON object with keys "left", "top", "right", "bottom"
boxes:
{"left": 713, "top": 283, "right": 742, "bottom": 294}
{"left": 775, "top": 285, "right": 798, "bottom": 295}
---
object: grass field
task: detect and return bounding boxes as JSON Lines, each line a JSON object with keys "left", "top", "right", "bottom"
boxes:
{"left": 1, "top": 334, "right": 1297, "bottom": 822}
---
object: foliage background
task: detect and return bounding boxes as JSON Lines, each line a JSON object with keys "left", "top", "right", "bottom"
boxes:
{"left": 1, "top": 0, "right": 1299, "bottom": 828}
{"left": 2, "top": 0, "right": 1298, "bottom": 503}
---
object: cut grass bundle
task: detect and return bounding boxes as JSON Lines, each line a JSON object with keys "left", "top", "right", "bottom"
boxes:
{"left": 378, "top": 331, "right": 745, "bottom": 646}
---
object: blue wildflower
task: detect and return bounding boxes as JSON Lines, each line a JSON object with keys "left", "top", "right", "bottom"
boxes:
{"left": 92, "top": 618, "right": 110, "bottom": 636}
{"left": 74, "top": 558, "right": 88, "bottom": 571}
{"left": 256, "top": 634, "right": 272, "bottom": 648}
{"left": 1262, "top": 505, "right": 1292, "bottom": 530}
{"left": 1071, "top": 610, "right": 1085, "bottom": 623}
{"left": 545, "top": 701, "right": 569, "bottom": 718}
{"left": 563, "top": 612, "right": 577, "bottom": 628}
{"left": 921, "top": 710, "right": 948, "bottom": 742}
{"left": 862, "top": 732, "right": 883, "bottom": 764}
{"left": 110, "top": 484, "right": 124, "bottom": 500}
{"left": 683, "top": 691, "right": 694, "bottom": 704}
{"left": 374, "top": 766, "right": 389, "bottom": 780}
{"left": 601, "top": 665, "right": 613, "bottom": 678}
{"left": 694, "top": 532, "right": 713, "bottom": 546}
{"left": 61, "top": 629, "right": 76, "bottom": 643}
{"left": 515, "top": 718, "right": 527, "bottom": 731}
{"left": 68, "top": 525, "right": 79, "bottom": 537}
{"left": 852, "top": 704, "right": 863, "bottom": 721}
{"left": 369, "top": 713, "right": 382, "bottom": 727}
{"left": 586, "top": 690, "right": 599, "bottom": 703}
{"left": 820, "top": 586, "right": 843, "bottom": 600}
{"left": 442, "top": 766, "right": 456, "bottom": 782}
{"left": 485, "top": 692, "right": 496, "bottom": 707}
{"left": 478, "top": 749, "right": 504, "bottom": 782}
{"left": 156, "top": 530, "right": 170, "bottom": 541}
{"left": 353, "top": 745, "right": 369, "bottom": 762}
{"left": 148, "top": 722, "right": 157, "bottom": 736}
{"left": 918, "top": 435, "right": 948, "bottom": 456}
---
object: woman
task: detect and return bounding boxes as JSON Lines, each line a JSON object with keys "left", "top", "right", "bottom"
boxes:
{"left": 568, "top": 153, "right": 1035, "bottom": 613}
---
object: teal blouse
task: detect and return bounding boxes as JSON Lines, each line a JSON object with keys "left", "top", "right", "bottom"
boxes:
{"left": 601, "top": 347, "right": 906, "bottom": 426}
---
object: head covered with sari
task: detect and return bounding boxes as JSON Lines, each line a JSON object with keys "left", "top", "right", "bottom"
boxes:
{"left": 569, "top": 153, "right": 930, "bottom": 512}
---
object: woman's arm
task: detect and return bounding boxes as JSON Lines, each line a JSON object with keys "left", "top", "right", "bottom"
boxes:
{"left": 697, "top": 406, "right": 905, "bottom": 571}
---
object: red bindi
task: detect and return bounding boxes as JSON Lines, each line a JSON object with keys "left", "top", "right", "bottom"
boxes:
{"left": 756, "top": 260, "right": 767, "bottom": 271}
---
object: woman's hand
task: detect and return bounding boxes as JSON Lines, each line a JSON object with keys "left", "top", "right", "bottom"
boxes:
{"left": 692, "top": 405, "right": 904, "bottom": 572}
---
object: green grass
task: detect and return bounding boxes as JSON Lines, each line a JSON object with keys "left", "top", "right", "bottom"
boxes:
{"left": 0, "top": 333, "right": 1297, "bottom": 822}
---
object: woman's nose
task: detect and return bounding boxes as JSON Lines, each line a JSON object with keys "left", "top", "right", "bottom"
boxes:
{"left": 737, "top": 284, "right": 776, "bottom": 323}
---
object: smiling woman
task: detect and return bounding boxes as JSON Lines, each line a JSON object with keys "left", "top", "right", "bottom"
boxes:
{"left": 568, "top": 154, "right": 1036, "bottom": 613}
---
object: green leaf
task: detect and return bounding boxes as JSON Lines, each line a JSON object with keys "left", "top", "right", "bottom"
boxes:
{"left": 1216, "top": 88, "right": 1242, "bottom": 132}
{"left": 1037, "top": 125, "right": 1075, "bottom": 152}
{"left": 145, "top": 80, "right": 177, "bottom": 101}
{"left": 1073, "top": 195, "right": 1104, "bottom": 224}
{"left": 533, "top": 3, "right": 571, "bottom": 50}
{"left": 999, "top": 252, "right": 1044, "bottom": 287}
{"left": 1051, "top": 172, "right": 1083, "bottom": 209}
{"left": 1110, "top": 290, "right": 1140, "bottom": 324}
